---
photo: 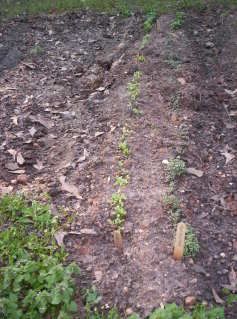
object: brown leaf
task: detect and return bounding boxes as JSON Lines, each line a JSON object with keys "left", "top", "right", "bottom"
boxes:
{"left": 9, "top": 169, "right": 25, "bottom": 174}
{"left": 77, "top": 149, "right": 89, "bottom": 163}
{"left": 222, "top": 267, "right": 237, "bottom": 292}
{"left": 54, "top": 231, "right": 81, "bottom": 247}
{"left": 29, "top": 114, "right": 54, "bottom": 129}
{"left": 16, "top": 152, "right": 25, "bottom": 165}
{"left": 211, "top": 288, "right": 225, "bottom": 304}
{"left": 29, "top": 127, "right": 37, "bottom": 137}
{"left": 5, "top": 162, "right": 19, "bottom": 171}
{"left": 221, "top": 151, "right": 235, "bottom": 164}
{"left": 8, "top": 149, "right": 17, "bottom": 160}
{"left": 0, "top": 185, "right": 13, "bottom": 195}
{"left": 11, "top": 116, "right": 18, "bottom": 125}
{"left": 59, "top": 176, "right": 82, "bottom": 199}
{"left": 186, "top": 167, "right": 204, "bottom": 177}
{"left": 95, "top": 131, "right": 104, "bottom": 137}
{"left": 33, "top": 160, "right": 44, "bottom": 171}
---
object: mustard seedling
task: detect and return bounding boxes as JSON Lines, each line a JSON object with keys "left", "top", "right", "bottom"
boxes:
{"left": 115, "top": 175, "right": 129, "bottom": 187}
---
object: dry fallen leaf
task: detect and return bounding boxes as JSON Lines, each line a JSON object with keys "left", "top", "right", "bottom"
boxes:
{"left": 29, "top": 114, "right": 54, "bottom": 129}
{"left": 211, "top": 288, "right": 225, "bottom": 304}
{"left": 0, "top": 185, "right": 13, "bottom": 195}
{"left": 33, "top": 160, "right": 44, "bottom": 171}
{"left": 222, "top": 267, "right": 237, "bottom": 292}
{"left": 95, "top": 131, "right": 104, "bottom": 137}
{"left": 5, "top": 162, "right": 19, "bottom": 171}
{"left": 78, "top": 149, "right": 89, "bottom": 163}
{"left": 225, "top": 88, "right": 237, "bottom": 97}
{"left": 59, "top": 176, "right": 82, "bottom": 199}
{"left": 9, "top": 169, "right": 25, "bottom": 174}
{"left": 29, "top": 126, "right": 37, "bottom": 137}
{"left": 221, "top": 150, "right": 235, "bottom": 164}
{"left": 54, "top": 231, "right": 81, "bottom": 247}
{"left": 11, "top": 116, "right": 18, "bottom": 125}
{"left": 8, "top": 149, "right": 17, "bottom": 160}
{"left": 16, "top": 152, "right": 25, "bottom": 165}
{"left": 186, "top": 167, "right": 204, "bottom": 177}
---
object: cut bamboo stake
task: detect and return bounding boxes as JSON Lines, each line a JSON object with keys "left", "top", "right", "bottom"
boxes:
{"left": 113, "top": 229, "right": 123, "bottom": 252}
{"left": 173, "top": 222, "right": 186, "bottom": 261}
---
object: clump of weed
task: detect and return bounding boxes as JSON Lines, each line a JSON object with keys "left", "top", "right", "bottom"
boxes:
{"left": 0, "top": 195, "right": 79, "bottom": 319}
{"left": 128, "top": 71, "right": 143, "bottom": 115}
{"left": 166, "top": 158, "right": 186, "bottom": 181}
{"left": 149, "top": 303, "right": 224, "bottom": 319}
{"left": 170, "top": 11, "right": 185, "bottom": 30}
{"left": 163, "top": 194, "right": 182, "bottom": 223}
{"left": 184, "top": 225, "right": 200, "bottom": 257}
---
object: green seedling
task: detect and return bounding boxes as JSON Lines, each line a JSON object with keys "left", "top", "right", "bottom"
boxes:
{"left": 163, "top": 194, "right": 182, "bottom": 223}
{"left": 184, "top": 225, "right": 200, "bottom": 257}
{"left": 140, "top": 34, "right": 150, "bottom": 50}
{"left": 115, "top": 175, "right": 129, "bottom": 187}
{"left": 149, "top": 303, "right": 224, "bottom": 319}
{"left": 136, "top": 54, "right": 146, "bottom": 63}
{"left": 143, "top": 11, "right": 157, "bottom": 33}
{"left": 171, "top": 11, "right": 185, "bottom": 30}
{"left": 111, "top": 192, "right": 127, "bottom": 228}
{"left": 166, "top": 158, "right": 186, "bottom": 181}
{"left": 119, "top": 141, "right": 130, "bottom": 157}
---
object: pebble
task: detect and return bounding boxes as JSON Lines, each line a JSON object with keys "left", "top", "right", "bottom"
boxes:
{"left": 232, "top": 255, "right": 237, "bottom": 262}
{"left": 205, "top": 41, "right": 215, "bottom": 49}
{"left": 220, "top": 252, "right": 226, "bottom": 258}
{"left": 16, "top": 174, "right": 28, "bottom": 185}
{"left": 125, "top": 308, "right": 133, "bottom": 316}
{"left": 185, "top": 296, "right": 197, "bottom": 307}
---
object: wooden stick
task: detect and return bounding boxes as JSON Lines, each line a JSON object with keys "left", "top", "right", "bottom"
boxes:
{"left": 173, "top": 222, "right": 186, "bottom": 261}
{"left": 113, "top": 229, "right": 123, "bottom": 252}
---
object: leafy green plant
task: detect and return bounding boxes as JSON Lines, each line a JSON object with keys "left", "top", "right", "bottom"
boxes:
{"left": 143, "top": 11, "right": 157, "bottom": 33}
{"left": 171, "top": 12, "right": 185, "bottom": 30}
{"left": 140, "top": 34, "right": 151, "bottom": 50}
{"left": 115, "top": 175, "right": 129, "bottom": 187}
{"left": 184, "top": 226, "right": 200, "bottom": 257}
{"left": 166, "top": 158, "right": 186, "bottom": 181}
{"left": 111, "top": 192, "right": 127, "bottom": 228}
{"left": 119, "top": 141, "right": 130, "bottom": 157}
{"left": 136, "top": 54, "right": 146, "bottom": 63}
{"left": 149, "top": 303, "right": 225, "bottom": 319}
{"left": 0, "top": 195, "right": 79, "bottom": 319}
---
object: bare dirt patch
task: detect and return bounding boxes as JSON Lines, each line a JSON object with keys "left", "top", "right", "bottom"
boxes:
{"left": 0, "top": 7, "right": 237, "bottom": 318}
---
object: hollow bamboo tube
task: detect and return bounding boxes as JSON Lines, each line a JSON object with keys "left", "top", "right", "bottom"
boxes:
{"left": 173, "top": 222, "right": 186, "bottom": 261}
{"left": 113, "top": 229, "right": 123, "bottom": 252}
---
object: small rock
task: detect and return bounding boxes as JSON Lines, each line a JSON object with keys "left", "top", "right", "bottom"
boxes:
{"left": 94, "top": 270, "right": 103, "bottom": 281}
{"left": 205, "top": 41, "right": 215, "bottom": 49}
{"left": 16, "top": 174, "right": 28, "bottom": 185}
{"left": 232, "top": 255, "right": 237, "bottom": 262}
{"left": 125, "top": 308, "right": 133, "bottom": 316}
{"left": 220, "top": 252, "right": 226, "bottom": 258}
{"left": 185, "top": 296, "right": 197, "bottom": 307}
{"left": 193, "top": 30, "right": 198, "bottom": 36}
